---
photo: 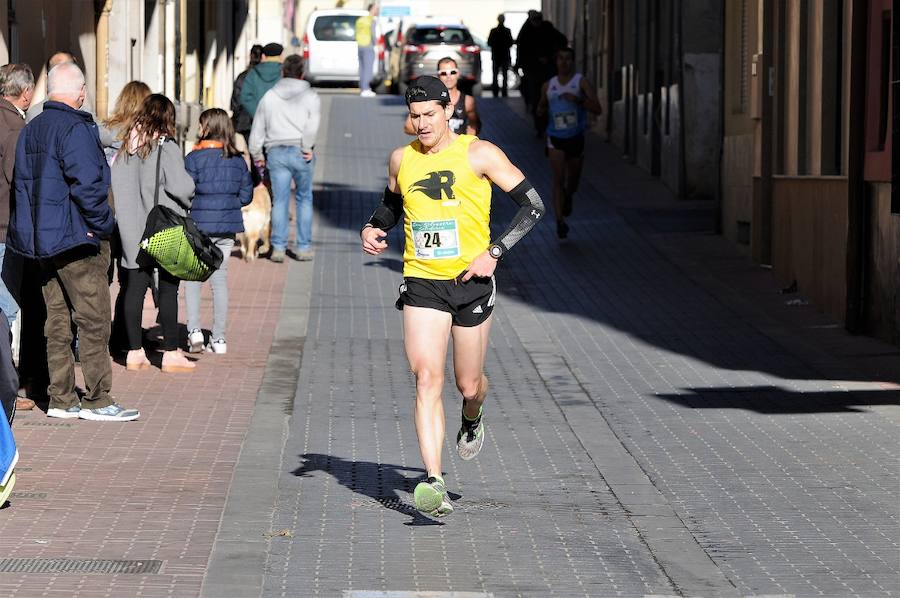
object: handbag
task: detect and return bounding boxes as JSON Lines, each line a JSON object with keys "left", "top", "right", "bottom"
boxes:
{"left": 139, "top": 138, "right": 223, "bottom": 282}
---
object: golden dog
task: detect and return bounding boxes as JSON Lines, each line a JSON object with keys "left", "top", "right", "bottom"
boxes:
{"left": 239, "top": 184, "right": 272, "bottom": 261}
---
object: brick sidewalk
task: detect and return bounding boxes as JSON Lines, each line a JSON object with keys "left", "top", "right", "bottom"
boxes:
{"left": 0, "top": 251, "right": 290, "bottom": 597}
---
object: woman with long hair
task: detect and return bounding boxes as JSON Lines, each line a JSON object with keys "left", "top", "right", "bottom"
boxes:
{"left": 111, "top": 94, "right": 197, "bottom": 373}
{"left": 105, "top": 81, "right": 152, "bottom": 136}
{"left": 183, "top": 108, "right": 253, "bottom": 354}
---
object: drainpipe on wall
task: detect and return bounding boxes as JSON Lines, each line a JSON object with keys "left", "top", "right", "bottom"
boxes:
{"left": 845, "top": 0, "right": 872, "bottom": 332}
{"left": 95, "top": 0, "right": 113, "bottom": 119}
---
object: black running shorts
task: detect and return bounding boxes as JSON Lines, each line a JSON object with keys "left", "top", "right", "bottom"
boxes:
{"left": 395, "top": 276, "right": 496, "bottom": 327}
{"left": 547, "top": 134, "right": 585, "bottom": 158}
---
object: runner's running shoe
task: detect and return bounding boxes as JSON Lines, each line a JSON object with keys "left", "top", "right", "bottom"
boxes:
{"left": 456, "top": 407, "right": 485, "bottom": 461}
{"left": 413, "top": 475, "right": 453, "bottom": 517}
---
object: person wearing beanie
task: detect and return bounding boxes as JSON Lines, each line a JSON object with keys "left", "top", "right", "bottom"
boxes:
{"left": 359, "top": 75, "right": 545, "bottom": 517}
{"left": 239, "top": 43, "right": 284, "bottom": 118}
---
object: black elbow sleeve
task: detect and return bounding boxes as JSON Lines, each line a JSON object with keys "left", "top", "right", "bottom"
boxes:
{"left": 364, "top": 186, "right": 403, "bottom": 232}
{"left": 494, "top": 179, "right": 544, "bottom": 252}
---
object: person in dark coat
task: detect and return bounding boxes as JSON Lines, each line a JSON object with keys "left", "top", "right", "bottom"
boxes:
{"left": 0, "top": 63, "right": 36, "bottom": 413}
{"left": 9, "top": 62, "right": 139, "bottom": 422}
{"left": 239, "top": 43, "right": 283, "bottom": 118}
{"left": 230, "top": 44, "right": 264, "bottom": 141}
{"left": 487, "top": 15, "right": 514, "bottom": 97}
{"left": 515, "top": 11, "right": 567, "bottom": 134}
{"left": 183, "top": 109, "right": 253, "bottom": 355}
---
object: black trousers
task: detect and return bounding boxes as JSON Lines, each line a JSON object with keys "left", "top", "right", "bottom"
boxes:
{"left": 122, "top": 267, "right": 180, "bottom": 352}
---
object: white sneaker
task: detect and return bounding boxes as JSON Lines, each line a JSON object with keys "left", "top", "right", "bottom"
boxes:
{"left": 360, "top": 89, "right": 376, "bottom": 97}
{"left": 209, "top": 338, "right": 227, "bottom": 354}
{"left": 188, "top": 328, "right": 204, "bottom": 353}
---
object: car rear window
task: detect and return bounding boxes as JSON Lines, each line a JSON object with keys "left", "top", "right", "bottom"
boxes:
{"left": 313, "top": 15, "right": 359, "bottom": 42}
{"left": 409, "top": 27, "right": 473, "bottom": 45}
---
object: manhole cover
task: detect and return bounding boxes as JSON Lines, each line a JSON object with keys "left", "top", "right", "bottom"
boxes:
{"left": 10, "top": 492, "right": 47, "bottom": 499}
{"left": 0, "top": 559, "right": 163, "bottom": 574}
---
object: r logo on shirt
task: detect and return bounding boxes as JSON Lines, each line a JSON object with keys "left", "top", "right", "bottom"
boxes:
{"left": 410, "top": 171, "right": 456, "bottom": 201}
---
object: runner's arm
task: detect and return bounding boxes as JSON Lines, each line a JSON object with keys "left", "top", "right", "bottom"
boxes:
{"left": 361, "top": 147, "right": 404, "bottom": 254}
{"left": 465, "top": 95, "right": 481, "bottom": 135}
{"left": 536, "top": 81, "right": 550, "bottom": 117}
{"left": 579, "top": 77, "right": 603, "bottom": 115}
{"left": 403, "top": 114, "right": 416, "bottom": 136}
{"left": 461, "top": 141, "right": 545, "bottom": 281}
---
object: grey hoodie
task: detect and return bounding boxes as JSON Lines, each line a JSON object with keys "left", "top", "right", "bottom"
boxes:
{"left": 248, "top": 78, "right": 321, "bottom": 159}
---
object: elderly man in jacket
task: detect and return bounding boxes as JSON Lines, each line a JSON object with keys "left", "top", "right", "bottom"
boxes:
{"left": 249, "top": 54, "right": 321, "bottom": 263}
{"left": 8, "top": 62, "right": 139, "bottom": 422}
{"left": 0, "top": 63, "right": 35, "bottom": 413}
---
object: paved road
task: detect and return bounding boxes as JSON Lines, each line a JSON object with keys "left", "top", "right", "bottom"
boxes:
{"left": 205, "top": 92, "right": 900, "bottom": 598}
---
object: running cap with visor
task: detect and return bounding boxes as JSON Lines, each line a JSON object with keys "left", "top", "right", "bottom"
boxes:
{"left": 405, "top": 76, "right": 450, "bottom": 106}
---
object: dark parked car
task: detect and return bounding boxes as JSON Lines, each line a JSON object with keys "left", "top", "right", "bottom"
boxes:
{"left": 391, "top": 24, "right": 482, "bottom": 96}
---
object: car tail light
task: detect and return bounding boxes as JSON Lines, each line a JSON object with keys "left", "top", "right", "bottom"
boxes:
{"left": 377, "top": 34, "right": 385, "bottom": 62}
{"left": 404, "top": 44, "right": 425, "bottom": 54}
{"left": 460, "top": 44, "right": 480, "bottom": 54}
{"left": 302, "top": 33, "right": 309, "bottom": 60}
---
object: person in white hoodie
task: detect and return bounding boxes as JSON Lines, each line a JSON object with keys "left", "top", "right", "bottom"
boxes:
{"left": 248, "top": 54, "right": 321, "bottom": 262}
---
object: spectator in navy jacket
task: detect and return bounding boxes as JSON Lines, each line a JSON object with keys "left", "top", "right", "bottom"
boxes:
{"left": 8, "top": 62, "right": 139, "bottom": 422}
{"left": 183, "top": 109, "right": 252, "bottom": 355}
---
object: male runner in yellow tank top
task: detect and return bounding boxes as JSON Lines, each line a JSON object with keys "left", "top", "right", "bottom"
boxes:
{"left": 360, "top": 76, "right": 545, "bottom": 517}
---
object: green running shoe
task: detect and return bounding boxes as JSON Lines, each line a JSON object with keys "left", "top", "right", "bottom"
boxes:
{"left": 456, "top": 408, "right": 485, "bottom": 461}
{"left": 413, "top": 475, "right": 453, "bottom": 517}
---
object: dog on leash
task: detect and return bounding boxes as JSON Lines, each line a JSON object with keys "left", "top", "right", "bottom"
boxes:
{"left": 239, "top": 184, "right": 272, "bottom": 261}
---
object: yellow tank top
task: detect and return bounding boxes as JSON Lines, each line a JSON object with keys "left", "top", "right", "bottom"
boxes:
{"left": 397, "top": 135, "right": 492, "bottom": 279}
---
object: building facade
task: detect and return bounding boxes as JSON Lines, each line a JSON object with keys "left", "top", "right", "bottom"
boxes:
{"left": 0, "top": 0, "right": 293, "bottom": 129}
{"left": 543, "top": 0, "right": 897, "bottom": 344}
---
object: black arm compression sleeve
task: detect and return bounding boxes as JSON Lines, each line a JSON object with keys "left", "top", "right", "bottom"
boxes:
{"left": 364, "top": 186, "right": 403, "bottom": 233}
{"left": 494, "top": 179, "right": 545, "bottom": 252}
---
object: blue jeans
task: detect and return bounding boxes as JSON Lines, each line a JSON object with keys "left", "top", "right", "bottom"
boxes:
{"left": 185, "top": 237, "right": 234, "bottom": 340}
{"left": 358, "top": 46, "right": 375, "bottom": 91}
{"left": 267, "top": 146, "right": 315, "bottom": 252}
{"left": 0, "top": 244, "right": 22, "bottom": 326}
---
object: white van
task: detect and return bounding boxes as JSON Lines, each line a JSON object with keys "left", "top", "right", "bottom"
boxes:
{"left": 302, "top": 9, "right": 385, "bottom": 88}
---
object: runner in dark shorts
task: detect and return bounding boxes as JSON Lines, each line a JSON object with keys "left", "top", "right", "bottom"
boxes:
{"left": 396, "top": 275, "right": 496, "bottom": 327}
{"left": 537, "top": 47, "right": 603, "bottom": 240}
{"left": 361, "top": 76, "right": 544, "bottom": 517}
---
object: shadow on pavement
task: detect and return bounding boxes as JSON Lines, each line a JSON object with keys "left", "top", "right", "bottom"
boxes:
{"left": 657, "top": 386, "right": 900, "bottom": 414}
{"left": 292, "top": 453, "right": 448, "bottom": 526}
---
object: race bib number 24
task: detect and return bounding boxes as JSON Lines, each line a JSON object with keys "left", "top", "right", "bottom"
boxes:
{"left": 411, "top": 219, "right": 460, "bottom": 259}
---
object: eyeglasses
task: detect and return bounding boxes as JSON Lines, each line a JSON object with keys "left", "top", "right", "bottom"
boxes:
{"left": 438, "top": 70, "right": 458, "bottom": 76}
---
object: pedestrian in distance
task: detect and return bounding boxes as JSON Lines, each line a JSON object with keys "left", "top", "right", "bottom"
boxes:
{"left": 487, "top": 14, "right": 514, "bottom": 97}
{"left": 183, "top": 108, "right": 253, "bottom": 355}
{"left": 356, "top": 3, "right": 379, "bottom": 97}
{"left": 249, "top": 54, "right": 321, "bottom": 264}
{"left": 360, "top": 76, "right": 545, "bottom": 517}
{"left": 8, "top": 62, "right": 139, "bottom": 421}
{"left": 515, "top": 11, "right": 567, "bottom": 135}
{"left": 405, "top": 57, "right": 480, "bottom": 137}
{"left": 537, "top": 47, "right": 602, "bottom": 240}
{"left": 111, "top": 94, "right": 196, "bottom": 374}
{"left": 239, "top": 43, "right": 283, "bottom": 119}
{"left": 0, "top": 63, "right": 34, "bottom": 412}
{"left": 231, "top": 44, "right": 264, "bottom": 141}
